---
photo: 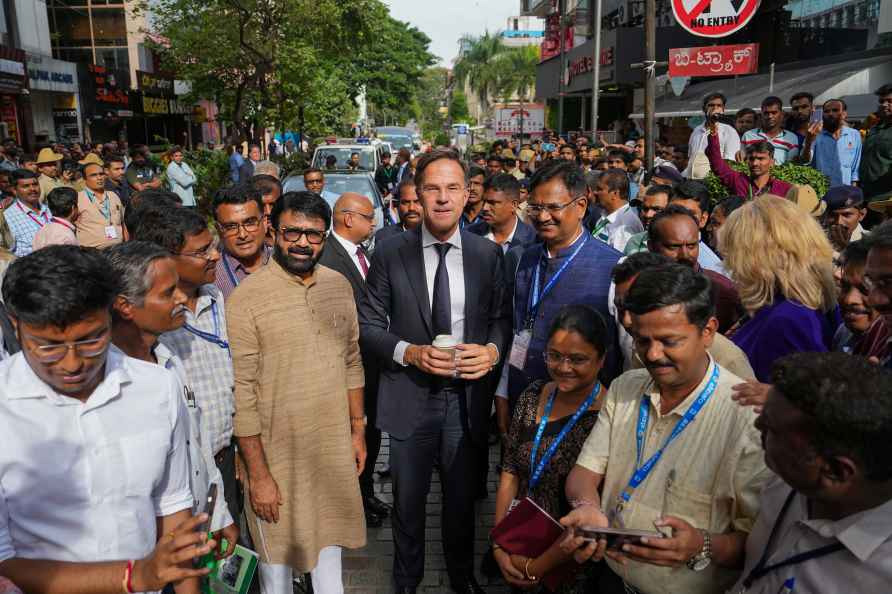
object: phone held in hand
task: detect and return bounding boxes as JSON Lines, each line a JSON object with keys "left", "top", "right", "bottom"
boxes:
{"left": 194, "top": 483, "right": 218, "bottom": 568}
{"left": 575, "top": 526, "right": 665, "bottom": 550}
{"left": 810, "top": 108, "right": 823, "bottom": 124}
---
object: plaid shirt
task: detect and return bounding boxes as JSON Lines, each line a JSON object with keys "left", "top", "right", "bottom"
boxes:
{"left": 160, "top": 284, "right": 234, "bottom": 455}
{"left": 4, "top": 200, "right": 50, "bottom": 256}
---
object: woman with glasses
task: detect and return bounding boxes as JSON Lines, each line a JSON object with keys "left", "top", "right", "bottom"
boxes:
{"left": 492, "top": 304, "right": 608, "bottom": 593}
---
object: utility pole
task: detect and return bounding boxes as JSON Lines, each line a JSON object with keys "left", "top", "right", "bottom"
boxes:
{"left": 557, "top": 0, "right": 565, "bottom": 138}
{"left": 631, "top": 0, "right": 665, "bottom": 171}
{"left": 590, "top": 0, "right": 602, "bottom": 138}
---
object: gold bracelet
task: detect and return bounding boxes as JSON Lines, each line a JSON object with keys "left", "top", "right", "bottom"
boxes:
{"left": 523, "top": 557, "right": 537, "bottom": 581}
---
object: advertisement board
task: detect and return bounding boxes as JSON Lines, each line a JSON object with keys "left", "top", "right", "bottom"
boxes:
{"left": 495, "top": 104, "right": 545, "bottom": 138}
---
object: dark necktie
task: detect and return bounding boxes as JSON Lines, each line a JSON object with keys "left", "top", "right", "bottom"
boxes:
{"left": 431, "top": 243, "right": 452, "bottom": 336}
{"left": 355, "top": 246, "right": 369, "bottom": 278}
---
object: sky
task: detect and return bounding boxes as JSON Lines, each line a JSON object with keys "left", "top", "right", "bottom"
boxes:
{"left": 384, "top": 0, "right": 518, "bottom": 66}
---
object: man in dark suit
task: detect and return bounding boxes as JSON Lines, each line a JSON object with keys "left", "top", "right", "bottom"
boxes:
{"left": 374, "top": 176, "right": 422, "bottom": 246}
{"left": 317, "top": 192, "right": 391, "bottom": 527}
{"left": 360, "top": 150, "right": 510, "bottom": 594}
{"left": 465, "top": 173, "right": 537, "bottom": 253}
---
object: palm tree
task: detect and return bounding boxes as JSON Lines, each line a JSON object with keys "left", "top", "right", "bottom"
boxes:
{"left": 452, "top": 32, "right": 507, "bottom": 122}
{"left": 492, "top": 45, "right": 539, "bottom": 140}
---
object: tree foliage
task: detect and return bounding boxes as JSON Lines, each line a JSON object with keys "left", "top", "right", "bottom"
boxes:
{"left": 449, "top": 89, "right": 471, "bottom": 124}
{"left": 144, "top": 0, "right": 434, "bottom": 140}
{"left": 415, "top": 67, "right": 449, "bottom": 138}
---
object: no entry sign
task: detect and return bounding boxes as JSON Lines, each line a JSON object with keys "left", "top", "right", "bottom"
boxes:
{"left": 672, "top": 0, "right": 761, "bottom": 38}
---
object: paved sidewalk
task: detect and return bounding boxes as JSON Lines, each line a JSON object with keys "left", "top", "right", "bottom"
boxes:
{"left": 341, "top": 434, "right": 510, "bottom": 594}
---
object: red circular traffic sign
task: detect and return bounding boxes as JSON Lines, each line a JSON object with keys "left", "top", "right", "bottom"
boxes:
{"left": 672, "top": 0, "right": 761, "bottom": 38}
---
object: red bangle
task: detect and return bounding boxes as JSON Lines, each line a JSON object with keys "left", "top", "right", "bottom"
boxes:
{"left": 125, "top": 560, "right": 135, "bottom": 594}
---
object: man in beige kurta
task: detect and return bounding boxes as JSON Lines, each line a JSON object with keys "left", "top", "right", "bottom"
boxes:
{"left": 227, "top": 194, "right": 367, "bottom": 594}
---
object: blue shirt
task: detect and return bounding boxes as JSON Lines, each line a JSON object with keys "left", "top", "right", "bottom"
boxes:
{"left": 810, "top": 127, "right": 862, "bottom": 186}
{"left": 228, "top": 152, "right": 245, "bottom": 184}
{"left": 4, "top": 200, "right": 50, "bottom": 257}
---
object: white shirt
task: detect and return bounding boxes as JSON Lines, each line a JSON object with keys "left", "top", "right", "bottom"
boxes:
{"left": 331, "top": 229, "right": 366, "bottom": 279}
{"left": 593, "top": 203, "right": 644, "bottom": 253}
{"left": 484, "top": 216, "right": 519, "bottom": 253}
{"left": 153, "top": 342, "right": 233, "bottom": 531}
{"left": 684, "top": 121, "right": 741, "bottom": 179}
{"left": 394, "top": 224, "right": 466, "bottom": 364}
{"left": 0, "top": 347, "right": 193, "bottom": 569}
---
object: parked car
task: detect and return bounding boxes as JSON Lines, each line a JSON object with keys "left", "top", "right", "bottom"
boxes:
{"left": 311, "top": 142, "right": 384, "bottom": 172}
{"left": 282, "top": 170, "right": 391, "bottom": 232}
{"left": 374, "top": 126, "right": 417, "bottom": 156}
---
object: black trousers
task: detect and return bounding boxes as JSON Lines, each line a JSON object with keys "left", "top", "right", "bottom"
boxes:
{"left": 214, "top": 443, "right": 241, "bottom": 532}
{"left": 359, "top": 425, "right": 383, "bottom": 498}
{"left": 389, "top": 388, "right": 478, "bottom": 588}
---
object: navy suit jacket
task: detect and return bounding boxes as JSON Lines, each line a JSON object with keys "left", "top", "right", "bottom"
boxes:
{"left": 465, "top": 217, "right": 538, "bottom": 250}
{"left": 373, "top": 223, "right": 407, "bottom": 247}
{"left": 358, "top": 227, "right": 511, "bottom": 445}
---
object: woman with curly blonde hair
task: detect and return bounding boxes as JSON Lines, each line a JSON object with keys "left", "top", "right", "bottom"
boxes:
{"left": 720, "top": 195, "right": 837, "bottom": 382}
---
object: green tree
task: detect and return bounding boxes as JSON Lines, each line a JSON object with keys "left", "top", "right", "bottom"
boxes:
{"left": 144, "top": 0, "right": 432, "bottom": 141}
{"left": 452, "top": 32, "right": 506, "bottom": 118}
{"left": 415, "top": 67, "right": 449, "bottom": 138}
{"left": 449, "top": 89, "right": 471, "bottom": 124}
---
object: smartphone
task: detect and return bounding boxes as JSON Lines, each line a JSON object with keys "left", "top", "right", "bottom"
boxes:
{"left": 810, "top": 108, "right": 823, "bottom": 124}
{"left": 543, "top": 142, "right": 556, "bottom": 152}
{"left": 194, "top": 483, "right": 218, "bottom": 567}
{"left": 575, "top": 526, "right": 665, "bottom": 550}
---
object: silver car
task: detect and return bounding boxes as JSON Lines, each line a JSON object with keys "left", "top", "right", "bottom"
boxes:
{"left": 282, "top": 171, "right": 389, "bottom": 232}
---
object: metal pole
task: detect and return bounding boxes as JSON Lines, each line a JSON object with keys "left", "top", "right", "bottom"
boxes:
{"left": 769, "top": 63, "right": 775, "bottom": 93}
{"left": 557, "top": 0, "right": 565, "bottom": 138}
{"left": 644, "top": 0, "right": 656, "bottom": 171}
{"left": 591, "top": 0, "right": 602, "bottom": 138}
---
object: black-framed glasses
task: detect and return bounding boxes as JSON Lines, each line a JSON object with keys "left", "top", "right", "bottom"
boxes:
{"left": 543, "top": 350, "right": 592, "bottom": 367}
{"left": 177, "top": 239, "right": 220, "bottom": 261}
{"left": 22, "top": 326, "right": 111, "bottom": 363}
{"left": 526, "top": 197, "right": 583, "bottom": 217}
{"left": 217, "top": 217, "right": 262, "bottom": 236}
{"left": 341, "top": 209, "right": 375, "bottom": 222}
{"left": 280, "top": 227, "right": 327, "bottom": 244}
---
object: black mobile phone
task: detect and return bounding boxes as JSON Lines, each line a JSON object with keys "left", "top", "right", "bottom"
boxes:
{"left": 575, "top": 526, "right": 665, "bottom": 550}
{"left": 198, "top": 483, "right": 218, "bottom": 535}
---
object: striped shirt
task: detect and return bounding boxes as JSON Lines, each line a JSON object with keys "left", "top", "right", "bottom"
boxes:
{"left": 742, "top": 128, "right": 801, "bottom": 165}
{"left": 213, "top": 247, "right": 271, "bottom": 299}
{"left": 4, "top": 200, "right": 51, "bottom": 257}
{"left": 160, "top": 284, "right": 234, "bottom": 455}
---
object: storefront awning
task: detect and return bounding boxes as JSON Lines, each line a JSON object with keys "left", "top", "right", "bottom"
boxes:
{"left": 629, "top": 52, "right": 892, "bottom": 120}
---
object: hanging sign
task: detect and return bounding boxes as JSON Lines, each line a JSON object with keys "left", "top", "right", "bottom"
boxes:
{"left": 671, "top": 0, "right": 761, "bottom": 38}
{"left": 669, "top": 43, "right": 759, "bottom": 77}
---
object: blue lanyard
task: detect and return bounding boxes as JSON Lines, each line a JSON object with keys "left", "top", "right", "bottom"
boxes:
{"left": 84, "top": 188, "right": 111, "bottom": 224}
{"left": 526, "top": 234, "right": 588, "bottom": 329}
{"left": 620, "top": 365, "right": 720, "bottom": 503}
{"left": 183, "top": 302, "right": 230, "bottom": 353}
{"left": 528, "top": 383, "right": 601, "bottom": 494}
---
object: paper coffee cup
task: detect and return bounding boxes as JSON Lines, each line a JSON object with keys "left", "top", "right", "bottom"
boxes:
{"left": 432, "top": 334, "right": 458, "bottom": 358}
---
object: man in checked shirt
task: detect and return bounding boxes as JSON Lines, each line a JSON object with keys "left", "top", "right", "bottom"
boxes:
{"left": 134, "top": 207, "right": 240, "bottom": 524}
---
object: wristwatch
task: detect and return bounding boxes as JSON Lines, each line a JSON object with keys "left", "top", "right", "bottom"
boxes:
{"left": 686, "top": 530, "right": 712, "bottom": 572}
{"left": 350, "top": 415, "right": 367, "bottom": 427}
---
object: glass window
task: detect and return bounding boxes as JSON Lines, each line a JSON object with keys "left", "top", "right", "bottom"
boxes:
{"left": 95, "top": 47, "right": 130, "bottom": 74}
{"left": 50, "top": 6, "right": 93, "bottom": 47}
{"left": 91, "top": 7, "right": 127, "bottom": 46}
{"left": 55, "top": 47, "right": 94, "bottom": 64}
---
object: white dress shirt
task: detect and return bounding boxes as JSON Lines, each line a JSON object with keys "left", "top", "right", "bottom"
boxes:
{"left": 0, "top": 347, "right": 193, "bottom": 569}
{"left": 684, "top": 121, "right": 741, "bottom": 179}
{"left": 331, "top": 230, "right": 366, "bottom": 279}
{"left": 153, "top": 342, "right": 233, "bottom": 531}
{"left": 394, "top": 224, "right": 466, "bottom": 364}
{"left": 593, "top": 203, "right": 644, "bottom": 253}
{"left": 484, "top": 217, "right": 519, "bottom": 253}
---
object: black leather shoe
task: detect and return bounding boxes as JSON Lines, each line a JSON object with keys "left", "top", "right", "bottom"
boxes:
{"left": 364, "top": 495, "right": 392, "bottom": 517}
{"left": 394, "top": 587, "right": 416, "bottom": 594}
{"left": 450, "top": 575, "right": 486, "bottom": 594}
{"left": 364, "top": 507, "right": 383, "bottom": 528}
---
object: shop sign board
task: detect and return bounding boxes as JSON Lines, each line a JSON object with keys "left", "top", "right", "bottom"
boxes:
{"left": 669, "top": 43, "right": 759, "bottom": 77}
{"left": 495, "top": 104, "right": 545, "bottom": 138}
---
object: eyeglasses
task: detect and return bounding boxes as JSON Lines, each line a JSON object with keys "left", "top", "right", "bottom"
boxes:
{"left": 543, "top": 350, "right": 592, "bottom": 367}
{"left": 341, "top": 209, "right": 375, "bottom": 222}
{"left": 526, "top": 198, "right": 582, "bottom": 217}
{"left": 217, "top": 217, "right": 262, "bottom": 236}
{"left": 177, "top": 239, "right": 220, "bottom": 260}
{"left": 22, "top": 327, "right": 111, "bottom": 363}
{"left": 280, "top": 227, "right": 327, "bottom": 244}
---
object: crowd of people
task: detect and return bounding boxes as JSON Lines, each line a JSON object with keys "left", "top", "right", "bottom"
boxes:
{"left": 0, "top": 81, "right": 890, "bottom": 594}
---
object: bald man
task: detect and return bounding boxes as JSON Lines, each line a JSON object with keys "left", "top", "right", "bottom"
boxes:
{"left": 318, "top": 192, "right": 390, "bottom": 526}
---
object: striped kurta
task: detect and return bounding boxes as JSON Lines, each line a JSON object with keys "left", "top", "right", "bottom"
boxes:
{"left": 227, "top": 258, "right": 366, "bottom": 571}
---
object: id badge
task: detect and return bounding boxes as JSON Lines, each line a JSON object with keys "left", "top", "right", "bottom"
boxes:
{"left": 104, "top": 225, "right": 118, "bottom": 239}
{"left": 508, "top": 330, "right": 531, "bottom": 369}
